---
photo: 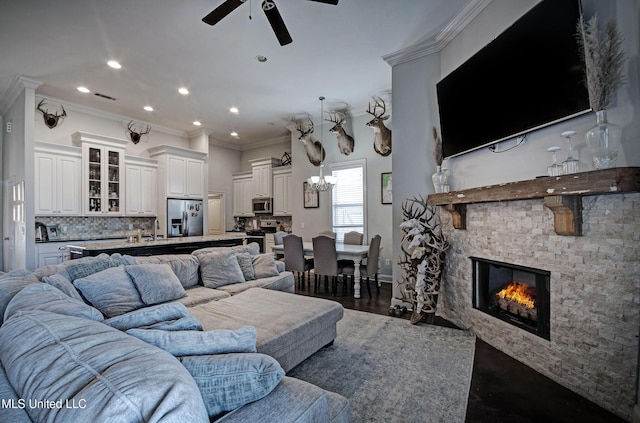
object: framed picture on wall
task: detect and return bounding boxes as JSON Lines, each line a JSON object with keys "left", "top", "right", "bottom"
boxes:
{"left": 381, "top": 172, "right": 392, "bottom": 204}
{"left": 47, "top": 225, "right": 60, "bottom": 241}
{"left": 303, "top": 182, "right": 319, "bottom": 208}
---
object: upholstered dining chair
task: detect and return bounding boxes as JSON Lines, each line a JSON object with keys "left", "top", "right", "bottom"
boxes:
{"left": 273, "top": 231, "right": 287, "bottom": 260}
{"left": 312, "top": 235, "right": 342, "bottom": 295}
{"left": 341, "top": 234, "right": 381, "bottom": 297}
{"left": 343, "top": 231, "right": 363, "bottom": 245}
{"left": 319, "top": 230, "right": 336, "bottom": 239}
{"left": 283, "top": 234, "right": 314, "bottom": 289}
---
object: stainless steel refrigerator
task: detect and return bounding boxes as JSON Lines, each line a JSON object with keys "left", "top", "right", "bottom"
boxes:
{"left": 167, "top": 198, "right": 203, "bottom": 237}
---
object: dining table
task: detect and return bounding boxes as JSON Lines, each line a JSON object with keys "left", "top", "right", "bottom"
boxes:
{"left": 271, "top": 241, "right": 370, "bottom": 299}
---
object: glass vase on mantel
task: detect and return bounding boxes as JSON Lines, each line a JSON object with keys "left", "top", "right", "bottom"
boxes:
{"left": 584, "top": 110, "right": 621, "bottom": 169}
{"left": 432, "top": 166, "right": 450, "bottom": 193}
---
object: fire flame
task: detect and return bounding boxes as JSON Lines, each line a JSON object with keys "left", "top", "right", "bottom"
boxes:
{"left": 496, "top": 282, "right": 535, "bottom": 309}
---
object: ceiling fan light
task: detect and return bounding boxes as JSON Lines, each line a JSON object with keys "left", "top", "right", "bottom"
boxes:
{"left": 262, "top": 1, "right": 276, "bottom": 11}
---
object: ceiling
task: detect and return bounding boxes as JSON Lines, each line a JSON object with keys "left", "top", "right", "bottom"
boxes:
{"left": 0, "top": 0, "right": 469, "bottom": 147}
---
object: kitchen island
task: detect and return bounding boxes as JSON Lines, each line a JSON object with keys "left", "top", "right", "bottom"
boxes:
{"left": 67, "top": 235, "right": 246, "bottom": 258}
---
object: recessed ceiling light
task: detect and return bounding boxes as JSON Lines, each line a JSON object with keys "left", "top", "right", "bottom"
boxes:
{"left": 178, "top": 87, "right": 189, "bottom": 95}
{"left": 256, "top": 55, "right": 267, "bottom": 63}
{"left": 193, "top": 121, "right": 202, "bottom": 126}
{"left": 230, "top": 132, "right": 238, "bottom": 137}
{"left": 144, "top": 106, "right": 154, "bottom": 111}
{"left": 77, "top": 86, "right": 90, "bottom": 93}
{"left": 229, "top": 107, "right": 239, "bottom": 114}
{"left": 107, "top": 60, "right": 122, "bottom": 69}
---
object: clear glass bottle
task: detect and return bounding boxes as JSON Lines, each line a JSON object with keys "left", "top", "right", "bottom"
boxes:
{"left": 584, "top": 110, "right": 621, "bottom": 169}
{"left": 432, "top": 166, "right": 449, "bottom": 193}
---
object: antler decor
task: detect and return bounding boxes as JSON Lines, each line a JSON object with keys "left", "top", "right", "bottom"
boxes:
{"left": 397, "top": 194, "right": 448, "bottom": 324}
{"left": 37, "top": 99, "right": 67, "bottom": 129}
{"left": 127, "top": 121, "right": 151, "bottom": 144}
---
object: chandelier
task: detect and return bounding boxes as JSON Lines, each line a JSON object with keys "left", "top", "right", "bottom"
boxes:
{"left": 307, "top": 96, "right": 336, "bottom": 192}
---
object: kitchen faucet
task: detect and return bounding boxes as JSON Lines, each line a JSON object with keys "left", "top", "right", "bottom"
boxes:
{"left": 154, "top": 219, "right": 159, "bottom": 241}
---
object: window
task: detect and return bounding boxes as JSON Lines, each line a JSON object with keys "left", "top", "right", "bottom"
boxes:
{"left": 331, "top": 160, "right": 365, "bottom": 243}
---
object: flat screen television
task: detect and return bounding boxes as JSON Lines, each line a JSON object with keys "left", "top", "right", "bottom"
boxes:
{"left": 436, "top": 0, "right": 590, "bottom": 158}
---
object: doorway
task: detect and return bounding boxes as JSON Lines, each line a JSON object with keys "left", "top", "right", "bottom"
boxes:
{"left": 207, "top": 194, "right": 225, "bottom": 235}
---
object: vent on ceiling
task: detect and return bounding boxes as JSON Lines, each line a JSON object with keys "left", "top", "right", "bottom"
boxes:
{"left": 94, "top": 92, "right": 116, "bottom": 101}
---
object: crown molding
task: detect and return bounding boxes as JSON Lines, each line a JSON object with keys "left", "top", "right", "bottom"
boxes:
{"left": 0, "top": 75, "right": 43, "bottom": 116}
{"left": 382, "top": 0, "right": 493, "bottom": 66}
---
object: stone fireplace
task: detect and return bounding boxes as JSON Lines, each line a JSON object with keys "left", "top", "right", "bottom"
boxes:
{"left": 428, "top": 168, "right": 639, "bottom": 421}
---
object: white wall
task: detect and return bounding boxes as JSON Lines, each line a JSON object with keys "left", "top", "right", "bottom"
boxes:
{"left": 240, "top": 139, "right": 290, "bottom": 172}
{"left": 208, "top": 143, "right": 243, "bottom": 231}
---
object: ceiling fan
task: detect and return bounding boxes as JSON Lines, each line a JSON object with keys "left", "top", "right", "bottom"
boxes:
{"left": 202, "top": 0, "right": 339, "bottom": 46}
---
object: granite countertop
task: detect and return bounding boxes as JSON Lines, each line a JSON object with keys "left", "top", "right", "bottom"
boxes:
{"left": 67, "top": 234, "right": 246, "bottom": 251}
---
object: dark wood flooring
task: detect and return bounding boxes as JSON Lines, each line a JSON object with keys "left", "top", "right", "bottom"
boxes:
{"left": 295, "top": 276, "right": 626, "bottom": 423}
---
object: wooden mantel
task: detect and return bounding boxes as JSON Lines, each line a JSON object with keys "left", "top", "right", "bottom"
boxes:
{"left": 427, "top": 167, "right": 640, "bottom": 236}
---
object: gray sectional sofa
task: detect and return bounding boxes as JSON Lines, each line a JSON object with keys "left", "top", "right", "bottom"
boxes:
{"left": 0, "top": 243, "right": 350, "bottom": 422}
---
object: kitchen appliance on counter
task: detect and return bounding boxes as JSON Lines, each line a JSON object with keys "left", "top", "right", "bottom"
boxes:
{"left": 167, "top": 198, "right": 204, "bottom": 237}
{"left": 252, "top": 197, "right": 272, "bottom": 214}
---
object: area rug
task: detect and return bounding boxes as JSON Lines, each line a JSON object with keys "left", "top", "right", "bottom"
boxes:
{"left": 288, "top": 309, "right": 476, "bottom": 422}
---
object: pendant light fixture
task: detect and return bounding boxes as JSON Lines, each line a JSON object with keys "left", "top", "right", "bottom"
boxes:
{"left": 307, "top": 96, "right": 336, "bottom": 192}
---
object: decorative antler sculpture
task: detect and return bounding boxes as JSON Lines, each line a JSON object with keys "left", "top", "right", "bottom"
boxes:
{"left": 37, "top": 99, "right": 67, "bottom": 129}
{"left": 366, "top": 96, "right": 392, "bottom": 156}
{"left": 325, "top": 111, "right": 354, "bottom": 155}
{"left": 127, "top": 121, "right": 151, "bottom": 144}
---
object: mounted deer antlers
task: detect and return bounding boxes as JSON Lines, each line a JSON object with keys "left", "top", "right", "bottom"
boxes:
{"left": 127, "top": 121, "right": 151, "bottom": 144}
{"left": 37, "top": 99, "right": 67, "bottom": 129}
{"left": 295, "top": 117, "right": 325, "bottom": 167}
{"left": 366, "top": 96, "right": 392, "bottom": 156}
{"left": 325, "top": 111, "right": 354, "bottom": 155}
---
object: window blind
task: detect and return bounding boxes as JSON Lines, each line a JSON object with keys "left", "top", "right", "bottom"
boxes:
{"left": 331, "top": 164, "right": 364, "bottom": 243}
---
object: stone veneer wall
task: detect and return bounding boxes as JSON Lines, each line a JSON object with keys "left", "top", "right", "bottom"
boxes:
{"left": 439, "top": 193, "right": 639, "bottom": 420}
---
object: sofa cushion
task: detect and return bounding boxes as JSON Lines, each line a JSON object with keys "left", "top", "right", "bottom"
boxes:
{"left": 0, "top": 310, "right": 209, "bottom": 423}
{"left": 233, "top": 242, "right": 260, "bottom": 256}
{"left": 125, "top": 263, "right": 186, "bottom": 305}
{"left": 104, "top": 301, "right": 190, "bottom": 331}
{"left": 131, "top": 254, "right": 200, "bottom": 289}
{"left": 178, "top": 286, "right": 231, "bottom": 307}
{"left": 126, "top": 326, "right": 257, "bottom": 356}
{"left": 65, "top": 256, "right": 112, "bottom": 281}
{"left": 0, "top": 270, "right": 39, "bottom": 325}
{"left": 179, "top": 353, "right": 285, "bottom": 418}
{"left": 197, "top": 250, "right": 245, "bottom": 289}
{"left": 236, "top": 252, "right": 256, "bottom": 281}
{"left": 73, "top": 266, "right": 144, "bottom": 318}
{"left": 136, "top": 316, "right": 203, "bottom": 331}
{"left": 0, "top": 363, "right": 30, "bottom": 423}
{"left": 252, "top": 254, "right": 279, "bottom": 279}
{"left": 215, "top": 272, "right": 295, "bottom": 296}
{"left": 4, "top": 283, "right": 103, "bottom": 322}
{"left": 42, "top": 272, "right": 83, "bottom": 300}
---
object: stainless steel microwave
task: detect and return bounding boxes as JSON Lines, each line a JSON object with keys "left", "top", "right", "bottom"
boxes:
{"left": 252, "top": 197, "right": 272, "bottom": 214}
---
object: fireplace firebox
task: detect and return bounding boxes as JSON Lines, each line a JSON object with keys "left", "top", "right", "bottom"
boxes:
{"left": 472, "top": 257, "right": 550, "bottom": 340}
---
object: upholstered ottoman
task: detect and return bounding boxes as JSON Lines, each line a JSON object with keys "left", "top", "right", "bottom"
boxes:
{"left": 187, "top": 288, "right": 344, "bottom": 372}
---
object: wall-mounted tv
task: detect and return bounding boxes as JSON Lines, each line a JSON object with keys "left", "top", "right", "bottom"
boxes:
{"left": 436, "top": 0, "right": 590, "bottom": 158}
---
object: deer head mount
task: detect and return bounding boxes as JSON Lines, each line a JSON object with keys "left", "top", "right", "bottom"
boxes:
{"left": 127, "top": 121, "right": 151, "bottom": 144}
{"left": 37, "top": 99, "right": 67, "bottom": 129}
{"left": 295, "top": 117, "right": 325, "bottom": 167}
{"left": 325, "top": 111, "right": 354, "bottom": 155}
{"left": 366, "top": 96, "right": 392, "bottom": 156}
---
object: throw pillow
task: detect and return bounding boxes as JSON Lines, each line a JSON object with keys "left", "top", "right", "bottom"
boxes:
{"left": 252, "top": 253, "right": 280, "bottom": 278}
{"left": 131, "top": 255, "right": 200, "bottom": 289}
{"left": 4, "top": 283, "right": 103, "bottom": 322}
{"left": 236, "top": 252, "right": 256, "bottom": 281}
{"left": 0, "top": 270, "right": 39, "bottom": 325}
{"left": 125, "top": 263, "right": 186, "bottom": 305}
{"left": 197, "top": 250, "right": 245, "bottom": 289}
{"left": 104, "top": 301, "right": 190, "bottom": 331}
{"left": 233, "top": 242, "right": 260, "bottom": 256}
{"left": 73, "top": 266, "right": 144, "bottom": 318}
{"left": 179, "top": 353, "right": 285, "bottom": 418}
{"left": 42, "top": 273, "right": 83, "bottom": 301}
{"left": 65, "top": 257, "right": 112, "bottom": 281}
{"left": 126, "top": 326, "right": 257, "bottom": 356}
{"left": 137, "top": 316, "right": 203, "bottom": 331}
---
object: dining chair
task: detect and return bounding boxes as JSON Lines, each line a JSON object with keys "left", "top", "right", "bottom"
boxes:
{"left": 341, "top": 234, "right": 381, "bottom": 297}
{"left": 273, "top": 231, "right": 287, "bottom": 260}
{"left": 283, "top": 234, "right": 314, "bottom": 289}
{"left": 319, "top": 230, "right": 336, "bottom": 239}
{"left": 343, "top": 231, "right": 363, "bottom": 245}
{"left": 312, "top": 235, "right": 342, "bottom": 295}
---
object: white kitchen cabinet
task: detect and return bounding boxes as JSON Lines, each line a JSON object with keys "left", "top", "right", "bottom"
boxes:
{"left": 149, "top": 146, "right": 207, "bottom": 199}
{"left": 232, "top": 172, "right": 254, "bottom": 217}
{"left": 72, "top": 132, "right": 128, "bottom": 216}
{"left": 250, "top": 157, "right": 280, "bottom": 198}
{"left": 125, "top": 156, "right": 158, "bottom": 216}
{"left": 272, "top": 167, "right": 292, "bottom": 216}
{"left": 34, "top": 143, "right": 81, "bottom": 216}
{"left": 36, "top": 242, "right": 70, "bottom": 267}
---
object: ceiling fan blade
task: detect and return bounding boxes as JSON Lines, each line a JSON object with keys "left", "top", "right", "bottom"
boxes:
{"left": 202, "top": 0, "right": 245, "bottom": 26}
{"left": 307, "top": 0, "right": 339, "bottom": 4}
{"left": 262, "top": 1, "right": 293, "bottom": 46}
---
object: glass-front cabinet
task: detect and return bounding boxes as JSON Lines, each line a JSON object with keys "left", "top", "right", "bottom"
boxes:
{"left": 73, "top": 132, "right": 128, "bottom": 216}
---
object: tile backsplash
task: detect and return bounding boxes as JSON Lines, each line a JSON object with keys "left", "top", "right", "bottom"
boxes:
{"left": 35, "top": 216, "right": 156, "bottom": 241}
